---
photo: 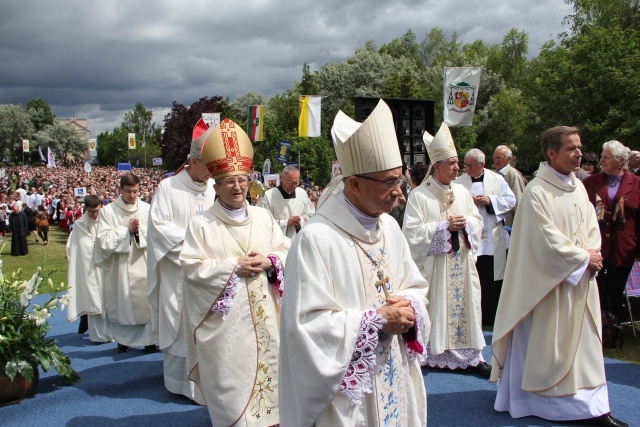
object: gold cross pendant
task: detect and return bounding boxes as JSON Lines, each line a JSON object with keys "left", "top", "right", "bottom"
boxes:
{"left": 376, "top": 270, "right": 390, "bottom": 300}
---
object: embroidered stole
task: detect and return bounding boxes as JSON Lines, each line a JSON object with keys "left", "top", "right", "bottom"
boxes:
{"left": 351, "top": 227, "right": 408, "bottom": 426}
{"left": 220, "top": 222, "right": 280, "bottom": 426}
{"left": 425, "top": 176, "right": 472, "bottom": 348}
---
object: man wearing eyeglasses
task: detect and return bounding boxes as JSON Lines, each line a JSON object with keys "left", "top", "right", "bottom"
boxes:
{"left": 258, "top": 165, "right": 315, "bottom": 239}
{"left": 280, "top": 100, "right": 430, "bottom": 426}
{"left": 403, "top": 123, "right": 490, "bottom": 376}
{"left": 94, "top": 173, "right": 157, "bottom": 354}
{"left": 455, "top": 148, "right": 515, "bottom": 325}
{"left": 180, "top": 119, "right": 290, "bottom": 426}
{"left": 146, "top": 119, "right": 216, "bottom": 402}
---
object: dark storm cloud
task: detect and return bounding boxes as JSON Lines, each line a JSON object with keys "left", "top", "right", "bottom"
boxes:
{"left": 0, "top": 0, "right": 572, "bottom": 134}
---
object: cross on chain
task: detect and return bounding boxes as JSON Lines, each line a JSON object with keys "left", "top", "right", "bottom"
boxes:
{"left": 375, "top": 270, "right": 390, "bottom": 300}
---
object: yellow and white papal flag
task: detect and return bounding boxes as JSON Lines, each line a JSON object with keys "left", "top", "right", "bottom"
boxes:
{"left": 443, "top": 67, "right": 482, "bottom": 127}
{"left": 298, "top": 95, "right": 322, "bottom": 137}
{"left": 128, "top": 133, "right": 136, "bottom": 150}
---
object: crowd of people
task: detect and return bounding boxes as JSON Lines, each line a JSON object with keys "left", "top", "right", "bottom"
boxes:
{"left": 4, "top": 101, "right": 638, "bottom": 426}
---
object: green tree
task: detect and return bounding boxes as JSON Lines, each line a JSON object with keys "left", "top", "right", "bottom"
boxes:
{"left": 34, "top": 121, "right": 86, "bottom": 165}
{"left": 121, "top": 103, "right": 162, "bottom": 168}
{"left": 0, "top": 104, "right": 34, "bottom": 161}
{"left": 26, "top": 98, "right": 55, "bottom": 133}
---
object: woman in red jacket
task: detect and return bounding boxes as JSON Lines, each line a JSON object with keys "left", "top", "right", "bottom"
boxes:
{"left": 583, "top": 140, "right": 640, "bottom": 322}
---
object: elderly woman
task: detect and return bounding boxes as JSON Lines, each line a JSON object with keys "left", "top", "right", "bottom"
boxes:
{"left": 583, "top": 140, "right": 640, "bottom": 322}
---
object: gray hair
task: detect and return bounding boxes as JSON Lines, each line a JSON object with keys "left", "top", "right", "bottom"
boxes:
{"left": 602, "top": 140, "right": 629, "bottom": 164}
{"left": 629, "top": 150, "right": 640, "bottom": 158}
{"left": 282, "top": 165, "right": 300, "bottom": 176}
{"left": 494, "top": 145, "right": 513, "bottom": 159}
{"left": 464, "top": 149, "right": 485, "bottom": 164}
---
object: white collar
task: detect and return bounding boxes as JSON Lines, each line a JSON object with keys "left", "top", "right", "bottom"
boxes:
{"left": 220, "top": 202, "right": 247, "bottom": 219}
{"left": 337, "top": 192, "right": 378, "bottom": 231}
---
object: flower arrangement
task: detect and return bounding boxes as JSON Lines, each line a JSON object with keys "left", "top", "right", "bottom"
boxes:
{"left": 0, "top": 256, "right": 79, "bottom": 383}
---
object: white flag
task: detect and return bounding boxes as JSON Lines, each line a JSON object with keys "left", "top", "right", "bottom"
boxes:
{"left": 443, "top": 67, "right": 482, "bottom": 127}
{"left": 47, "top": 147, "right": 56, "bottom": 168}
{"left": 38, "top": 146, "right": 46, "bottom": 162}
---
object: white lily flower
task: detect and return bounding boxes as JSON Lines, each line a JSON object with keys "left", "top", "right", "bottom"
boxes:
{"left": 19, "top": 290, "right": 32, "bottom": 306}
{"left": 59, "top": 294, "right": 72, "bottom": 310}
{"left": 30, "top": 308, "right": 51, "bottom": 326}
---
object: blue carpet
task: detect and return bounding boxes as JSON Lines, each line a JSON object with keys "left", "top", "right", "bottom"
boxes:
{"left": 1, "top": 296, "right": 638, "bottom": 426}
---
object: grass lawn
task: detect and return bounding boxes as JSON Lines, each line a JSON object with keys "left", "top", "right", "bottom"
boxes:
{"left": 1, "top": 226, "right": 69, "bottom": 292}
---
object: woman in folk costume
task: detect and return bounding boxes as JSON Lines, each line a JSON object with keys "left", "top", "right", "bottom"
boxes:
{"left": 280, "top": 100, "right": 430, "bottom": 426}
{"left": 402, "top": 123, "right": 490, "bottom": 374}
{"left": 179, "top": 119, "right": 290, "bottom": 427}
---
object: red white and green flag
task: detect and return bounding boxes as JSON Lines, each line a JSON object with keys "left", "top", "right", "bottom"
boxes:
{"left": 247, "top": 105, "right": 265, "bottom": 141}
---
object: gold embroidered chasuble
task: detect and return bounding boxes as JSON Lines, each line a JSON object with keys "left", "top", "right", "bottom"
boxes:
{"left": 403, "top": 176, "right": 485, "bottom": 354}
{"left": 180, "top": 201, "right": 290, "bottom": 426}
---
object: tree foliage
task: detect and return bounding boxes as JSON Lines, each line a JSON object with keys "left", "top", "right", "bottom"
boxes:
{"left": 160, "top": 96, "right": 229, "bottom": 171}
{"left": 26, "top": 98, "right": 55, "bottom": 133}
{"left": 0, "top": 104, "right": 34, "bottom": 161}
{"left": 34, "top": 121, "right": 86, "bottom": 165}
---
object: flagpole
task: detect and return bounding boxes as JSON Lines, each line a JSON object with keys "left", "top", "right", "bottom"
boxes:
{"left": 143, "top": 128, "right": 147, "bottom": 169}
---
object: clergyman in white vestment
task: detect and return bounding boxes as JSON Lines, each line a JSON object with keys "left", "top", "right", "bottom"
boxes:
{"left": 94, "top": 173, "right": 157, "bottom": 353}
{"left": 66, "top": 195, "right": 111, "bottom": 343}
{"left": 280, "top": 100, "right": 430, "bottom": 427}
{"left": 403, "top": 123, "right": 490, "bottom": 375}
{"left": 491, "top": 127, "right": 628, "bottom": 427}
{"left": 455, "top": 148, "right": 515, "bottom": 325}
{"left": 147, "top": 118, "right": 216, "bottom": 401}
{"left": 257, "top": 165, "right": 314, "bottom": 239}
{"left": 180, "top": 119, "right": 290, "bottom": 427}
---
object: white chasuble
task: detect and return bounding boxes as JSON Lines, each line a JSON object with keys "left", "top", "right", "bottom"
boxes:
{"left": 180, "top": 201, "right": 290, "bottom": 427}
{"left": 403, "top": 176, "right": 485, "bottom": 357}
{"left": 279, "top": 190, "right": 429, "bottom": 427}
{"left": 147, "top": 170, "right": 215, "bottom": 352}
{"left": 258, "top": 187, "right": 315, "bottom": 239}
{"left": 491, "top": 163, "right": 606, "bottom": 402}
{"left": 66, "top": 213, "right": 112, "bottom": 343}
{"left": 94, "top": 197, "right": 155, "bottom": 346}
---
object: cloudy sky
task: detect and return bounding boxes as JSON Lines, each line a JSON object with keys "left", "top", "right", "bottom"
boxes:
{"left": 0, "top": 0, "right": 573, "bottom": 135}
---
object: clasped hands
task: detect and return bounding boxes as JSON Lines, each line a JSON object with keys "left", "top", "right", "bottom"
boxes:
{"left": 447, "top": 214, "right": 466, "bottom": 232}
{"left": 236, "top": 252, "right": 272, "bottom": 278}
{"left": 287, "top": 216, "right": 302, "bottom": 227}
{"left": 128, "top": 217, "right": 140, "bottom": 233}
{"left": 587, "top": 248, "right": 603, "bottom": 277}
{"left": 473, "top": 195, "right": 491, "bottom": 206}
{"left": 377, "top": 295, "right": 415, "bottom": 335}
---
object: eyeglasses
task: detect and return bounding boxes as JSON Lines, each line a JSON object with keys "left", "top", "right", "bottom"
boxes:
{"left": 220, "top": 177, "right": 249, "bottom": 187}
{"left": 463, "top": 162, "right": 483, "bottom": 168}
{"left": 355, "top": 175, "right": 404, "bottom": 189}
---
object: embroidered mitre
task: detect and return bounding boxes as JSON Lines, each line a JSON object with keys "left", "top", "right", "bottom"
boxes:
{"left": 330, "top": 99, "right": 401, "bottom": 177}
{"left": 201, "top": 118, "right": 254, "bottom": 180}
{"left": 190, "top": 118, "right": 215, "bottom": 160}
{"left": 424, "top": 122, "right": 457, "bottom": 163}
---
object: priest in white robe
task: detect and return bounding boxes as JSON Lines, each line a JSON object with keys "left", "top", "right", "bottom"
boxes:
{"left": 455, "top": 148, "right": 515, "bottom": 325}
{"left": 94, "top": 173, "right": 157, "bottom": 353}
{"left": 179, "top": 119, "right": 290, "bottom": 426}
{"left": 66, "top": 195, "right": 111, "bottom": 343}
{"left": 491, "top": 126, "right": 628, "bottom": 427}
{"left": 147, "top": 118, "right": 216, "bottom": 401}
{"left": 493, "top": 145, "right": 527, "bottom": 227}
{"left": 258, "top": 165, "right": 315, "bottom": 239}
{"left": 280, "top": 100, "right": 430, "bottom": 427}
{"left": 403, "top": 123, "right": 490, "bottom": 375}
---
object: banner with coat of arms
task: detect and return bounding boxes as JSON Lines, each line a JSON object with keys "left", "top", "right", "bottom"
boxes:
{"left": 443, "top": 67, "right": 482, "bottom": 127}
{"left": 89, "top": 138, "right": 97, "bottom": 156}
{"left": 128, "top": 133, "right": 136, "bottom": 150}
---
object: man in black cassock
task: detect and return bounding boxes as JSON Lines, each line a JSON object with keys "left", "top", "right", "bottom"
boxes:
{"left": 9, "top": 204, "right": 28, "bottom": 256}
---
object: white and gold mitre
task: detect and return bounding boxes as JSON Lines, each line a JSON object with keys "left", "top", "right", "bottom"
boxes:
{"left": 201, "top": 118, "right": 254, "bottom": 180}
{"left": 424, "top": 122, "right": 457, "bottom": 163}
{"left": 190, "top": 118, "right": 215, "bottom": 160}
{"left": 330, "top": 99, "right": 401, "bottom": 177}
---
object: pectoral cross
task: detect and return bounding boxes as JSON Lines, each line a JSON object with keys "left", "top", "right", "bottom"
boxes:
{"left": 375, "top": 270, "right": 390, "bottom": 300}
